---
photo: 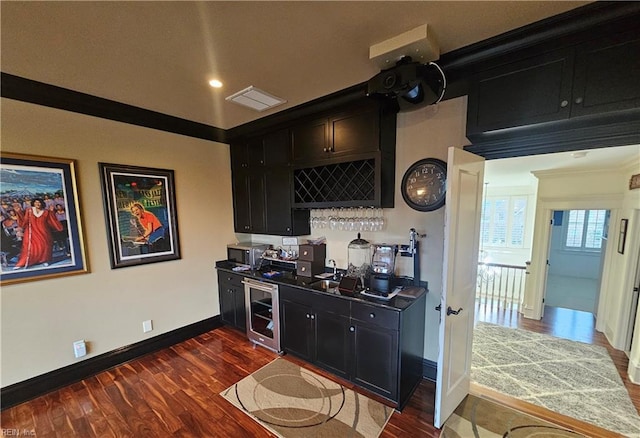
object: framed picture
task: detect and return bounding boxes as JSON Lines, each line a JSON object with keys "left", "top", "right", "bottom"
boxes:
{"left": 0, "top": 152, "right": 89, "bottom": 285}
{"left": 618, "top": 218, "right": 628, "bottom": 255}
{"left": 99, "top": 163, "right": 180, "bottom": 269}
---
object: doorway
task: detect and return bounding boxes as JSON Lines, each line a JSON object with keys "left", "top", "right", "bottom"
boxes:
{"left": 544, "top": 209, "right": 608, "bottom": 315}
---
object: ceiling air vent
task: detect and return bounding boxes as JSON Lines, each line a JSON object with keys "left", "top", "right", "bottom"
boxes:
{"left": 225, "top": 86, "right": 286, "bottom": 112}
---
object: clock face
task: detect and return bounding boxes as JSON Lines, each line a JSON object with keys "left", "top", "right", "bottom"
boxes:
{"left": 401, "top": 158, "right": 447, "bottom": 211}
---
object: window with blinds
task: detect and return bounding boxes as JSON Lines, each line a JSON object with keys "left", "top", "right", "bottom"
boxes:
{"left": 563, "top": 209, "right": 607, "bottom": 251}
{"left": 480, "top": 196, "right": 528, "bottom": 249}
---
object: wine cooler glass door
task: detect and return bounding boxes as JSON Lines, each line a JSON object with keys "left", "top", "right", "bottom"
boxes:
{"left": 242, "top": 278, "right": 280, "bottom": 353}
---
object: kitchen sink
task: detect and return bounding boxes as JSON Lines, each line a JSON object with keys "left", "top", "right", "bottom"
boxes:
{"left": 310, "top": 279, "right": 340, "bottom": 292}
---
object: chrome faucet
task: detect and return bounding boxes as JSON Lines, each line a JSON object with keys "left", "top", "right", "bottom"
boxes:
{"left": 328, "top": 259, "right": 338, "bottom": 279}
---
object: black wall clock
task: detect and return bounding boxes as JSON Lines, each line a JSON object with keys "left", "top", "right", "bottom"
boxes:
{"left": 401, "top": 158, "right": 447, "bottom": 211}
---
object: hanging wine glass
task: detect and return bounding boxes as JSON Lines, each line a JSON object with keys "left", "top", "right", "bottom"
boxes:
{"left": 338, "top": 208, "right": 346, "bottom": 231}
{"left": 329, "top": 207, "right": 338, "bottom": 230}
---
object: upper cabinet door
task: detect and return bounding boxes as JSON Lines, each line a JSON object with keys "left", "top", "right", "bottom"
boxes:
{"left": 291, "top": 118, "right": 329, "bottom": 163}
{"left": 571, "top": 30, "right": 640, "bottom": 118}
{"left": 467, "top": 48, "right": 574, "bottom": 135}
{"left": 331, "top": 107, "right": 379, "bottom": 156}
{"left": 263, "top": 128, "right": 291, "bottom": 167}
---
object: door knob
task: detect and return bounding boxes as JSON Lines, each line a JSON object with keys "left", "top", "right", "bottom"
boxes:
{"left": 447, "top": 307, "right": 463, "bottom": 316}
{"left": 349, "top": 326, "right": 355, "bottom": 332}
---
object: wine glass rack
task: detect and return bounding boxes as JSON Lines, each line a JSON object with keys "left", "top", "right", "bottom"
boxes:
{"left": 293, "top": 158, "right": 376, "bottom": 207}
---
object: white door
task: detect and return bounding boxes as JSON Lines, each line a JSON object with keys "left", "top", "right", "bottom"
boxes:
{"left": 434, "top": 146, "right": 485, "bottom": 428}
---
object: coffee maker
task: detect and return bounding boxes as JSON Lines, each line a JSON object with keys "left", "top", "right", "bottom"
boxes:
{"left": 369, "top": 244, "right": 398, "bottom": 293}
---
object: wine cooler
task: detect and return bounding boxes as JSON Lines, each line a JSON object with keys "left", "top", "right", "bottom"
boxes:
{"left": 242, "top": 278, "right": 281, "bottom": 353}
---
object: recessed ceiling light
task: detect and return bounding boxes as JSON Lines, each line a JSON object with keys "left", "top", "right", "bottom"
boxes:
{"left": 208, "top": 79, "right": 223, "bottom": 88}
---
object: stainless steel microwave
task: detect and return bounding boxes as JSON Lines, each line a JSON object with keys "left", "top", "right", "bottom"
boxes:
{"left": 227, "top": 243, "right": 270, "bottom": 268}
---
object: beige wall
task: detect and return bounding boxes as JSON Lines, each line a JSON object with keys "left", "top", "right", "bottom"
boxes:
{"left": 1, "top": 98, "right": 236, "bottom": 386}
{"left": 1, "top": 96, "right": 469, "bottom": 386}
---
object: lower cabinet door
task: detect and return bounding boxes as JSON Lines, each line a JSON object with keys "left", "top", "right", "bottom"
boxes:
{"left": 233, "top": 287, "right": 246, "bottom": 332}
{"left": 219, "top": 283, "right": 236, "bottom": 326}
{"left": 351, "top": 323, "right": 399, "bottom": 401}
{"left": 219, "top": 284, "right": 246, "bottom": 331}
{"left": 314, "top": 311, "right": 350, "bottom": 380}
{"left": 281, "top": 300, "right": 314, "bottom": 361}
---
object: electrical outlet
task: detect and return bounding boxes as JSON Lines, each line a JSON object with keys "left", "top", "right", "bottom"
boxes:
{"left": 73, "top": 340, "right": 87, "bottom": 358}
{"left": 142, "top": 320, "right": 153, "bottom": 333}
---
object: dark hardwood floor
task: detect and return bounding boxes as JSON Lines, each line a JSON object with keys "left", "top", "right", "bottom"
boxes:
{"left": 2, "top": 302, "right": 637, "bottom": 437}
{"left": 0, "top": 326, "right": 440, "bottom": 437}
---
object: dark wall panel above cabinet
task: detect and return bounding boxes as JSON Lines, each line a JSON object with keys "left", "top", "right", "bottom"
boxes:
{"left": 571, "top": 30, "right": 640, "bottom": 118}
{"left": 468, "top": 49, "right": 573, "bottom": 134}
{"left": 466, "top": 22, "right": 640, "bottom": 158}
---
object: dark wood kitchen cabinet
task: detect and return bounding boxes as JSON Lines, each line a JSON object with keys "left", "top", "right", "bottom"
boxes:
{"left": 230, "top": 129, "right": 310, "bottom": 235}
{"left": 350, "top": 302, "right": 399, "bottom": 400}
{"left": 467, "top": 29, "right": 640, "bottom": 137}
{"left": 217, "top": 271, "right": 246, "bottom": 331}
{"left": 279, "top": 285, "right": 426, "bottom": 409}
{"left": 291, "top": 104, "right": 382, "bottom": 163}
{"left": 290, "top": 100, "right": 397, "bottom": 208}
{"left": 280, "top": 285, "right": 350, "bottom": 379}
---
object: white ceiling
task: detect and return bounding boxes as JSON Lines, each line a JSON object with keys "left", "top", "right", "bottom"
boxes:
{"left": 1, "top": 1, "right": 593, "bottom": 130}
{"left": 485, "top": 144, "right": 640, "bottom": 187}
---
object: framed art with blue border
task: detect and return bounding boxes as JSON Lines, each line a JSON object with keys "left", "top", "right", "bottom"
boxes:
{"left": 99, "top": 162, "right": 180, "bottom": 269}
{"left": 0, "top": 152, "right": 89, "bottom": 285}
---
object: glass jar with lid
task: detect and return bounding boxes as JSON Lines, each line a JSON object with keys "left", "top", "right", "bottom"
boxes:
{"left": 347, "top": 233, "right": 371, "bottom": 278}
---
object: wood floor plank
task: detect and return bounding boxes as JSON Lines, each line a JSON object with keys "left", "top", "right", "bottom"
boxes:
{"left": 2, "top": 307, "right": 635, "bottom": 437}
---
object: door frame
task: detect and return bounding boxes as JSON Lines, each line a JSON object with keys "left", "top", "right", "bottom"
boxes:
{"left": 524, "top": 194, "right": 624, "bottom": 335}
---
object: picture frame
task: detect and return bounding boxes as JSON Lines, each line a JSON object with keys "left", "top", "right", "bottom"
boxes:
{"left": 99, "top": 163, "right": 180, "bottom": 269}
{"left": 630, "top": 174, "right": 640, "bottom": 190}
{"left": 618, "top": 218, "right": 628, "bottom": 255}
{"left": 0, "top": 152, "right": 89, "bottom": 285}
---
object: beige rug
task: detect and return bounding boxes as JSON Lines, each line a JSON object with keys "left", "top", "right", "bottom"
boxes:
{"left": 472, "top": 322, "right": 640, "bottom": 436}
{"left": 220, "top": 358, "right": 393, "bottom": 437}
{"left": 441, "top": 394, "right": 588, "bottom": 437}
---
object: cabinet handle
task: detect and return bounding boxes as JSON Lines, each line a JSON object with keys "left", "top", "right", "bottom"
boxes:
{"left": 303, "top": 250, "right": 309, "bottom": 256}
{"left": 301, "top": 266, "right": 307, "bottom": 272}
{"left": 323, "top": 147, "right": 328, "bottom": 152}
{"left": 349, "top": 326, "right": 355, "bottom": 332}
{"left": 369, "top": 313, "right": 375, "bottom": 318}
{"left": 574, "top": 97, "right": 583, "bottom": 105}
{"left": 560, "top": 100, "right": 569, "bottom": 108}
{"left": 310, "top": 314, "right": 315, "bottom": 320}
{"left": 306, "top": 313, "right": 310, "bottom": 319}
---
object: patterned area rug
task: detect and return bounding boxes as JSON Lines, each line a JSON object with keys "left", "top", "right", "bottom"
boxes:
{"left": 220, "top": 358, "right": 393, "bottom": 438}
{"left": 441, "top": 393, "right": 587, "bottom": 437}
{"left": 472, "top": 322, "right": 640, "bottom": 437}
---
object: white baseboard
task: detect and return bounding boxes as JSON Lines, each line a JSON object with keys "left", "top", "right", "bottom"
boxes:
{"left": 629, "top": 356, "right": 640, "bottom": 385}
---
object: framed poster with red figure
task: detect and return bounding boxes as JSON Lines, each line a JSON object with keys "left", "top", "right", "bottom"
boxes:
{"left": 99, "top": 163, "right": 180, "bottom": 269}
{"left": 0, "top": 152, "right": 89, "bottom": 285}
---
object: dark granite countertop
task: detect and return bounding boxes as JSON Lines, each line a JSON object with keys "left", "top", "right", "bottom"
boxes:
{"left": 215, "top": 260, "right": 427, "bottom": 311}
